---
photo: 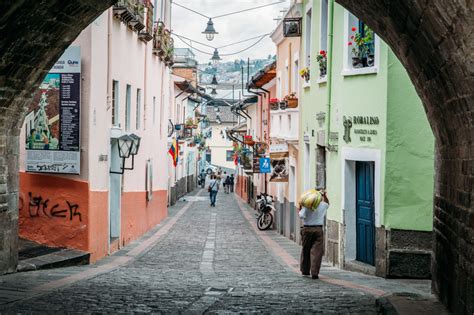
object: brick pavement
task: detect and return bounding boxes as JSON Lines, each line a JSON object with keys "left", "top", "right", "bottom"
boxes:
{"left": 0, "top": 190, "right": 431, "bottom": 313}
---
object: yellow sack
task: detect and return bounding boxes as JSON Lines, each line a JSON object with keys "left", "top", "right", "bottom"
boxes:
{"left": 299, "top": 189, "right": 322, "bottom": 210}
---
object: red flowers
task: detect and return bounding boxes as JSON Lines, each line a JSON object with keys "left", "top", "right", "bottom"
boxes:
{"left": 351, "top": 27, "right": 357, "bottom": 32}
{"left": 348, "top": 42, "right": 353, "bottom": 46}
{"left": 270, "top": 98, "right": 279, "bottom": 103}
{"left": 319, "top": 50, "right": 326, "bottom": 55}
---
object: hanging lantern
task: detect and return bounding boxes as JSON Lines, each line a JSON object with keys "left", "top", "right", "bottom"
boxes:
{"left": 202, "top": 18, "right": 218, "bottom": 41}
{"left": 210, "top": 74, "right": 218, "bottom": 88}
{"left": 210, "top": 48, "right": 221, "bottom": 65}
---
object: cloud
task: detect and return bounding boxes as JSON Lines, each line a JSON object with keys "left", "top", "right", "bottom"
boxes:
{"left": 171, "top": 0, "right": 290, "bottom": 63}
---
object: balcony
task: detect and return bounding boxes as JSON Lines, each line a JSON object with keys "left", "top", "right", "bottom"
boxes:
{"left": 113, "top": 0, "right": 146, "bottom": 33}
{"left": 153, "top": 22, "right": 174, "bottom": 67}
{"left": 269, "top": 108, "right": 299, "bottom": 142}
{"left": 138, "top": 0, "right": 154, "bottom": 42}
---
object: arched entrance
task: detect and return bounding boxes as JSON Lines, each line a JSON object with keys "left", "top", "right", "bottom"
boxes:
{"left": 0, "top": 1, "right": 472, "bottom": 313}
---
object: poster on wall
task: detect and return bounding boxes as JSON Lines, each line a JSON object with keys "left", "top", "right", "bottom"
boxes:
{"left": 25, "top": 46, "right": 81, "bottom": 174}
{"left": 269, "top": 144, "right": 289, "bottom": 182}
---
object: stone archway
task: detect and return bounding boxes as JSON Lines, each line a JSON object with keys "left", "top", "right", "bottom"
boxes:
{"left": 336, "top": 1, "right": 473, "bottom": 313}
{"left": 0, "top": 1, "right": 472, "bottom": 313}
{"left": 0, "top": 0, "right": 115, "bottom": 273}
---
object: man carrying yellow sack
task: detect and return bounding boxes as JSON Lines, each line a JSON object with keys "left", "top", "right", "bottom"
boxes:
{"left": 298, "top": 188, "right": 329, "bottom": 279}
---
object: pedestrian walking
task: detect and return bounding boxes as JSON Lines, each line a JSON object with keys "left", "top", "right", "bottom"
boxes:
{"left": 222, "top": 171, "right": 229, "bottom": 194}
{"left": 208, "top": 174, "right": 220, "bottom": 207}
{"left": 229, "top": 174, "right": 235, "bottom": 193}
{"left": 298, "top": 190, "right": 329, "bottom": 279}
{"left": 199, "top": 169, "right": 206, "bottom": 188}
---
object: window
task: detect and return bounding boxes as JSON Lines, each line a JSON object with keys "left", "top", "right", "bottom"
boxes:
{"left": 112, "top": 80, "right": 119, "bottom": 126}
{"left": 343, "top": 10, "right": 378, "bottom": 75}
{"left": 226, "top": 150, "right": 234, "bottom": 162}
{"left": 305, "top": 8, "right": 312, "bottom": 68}
{"left": 320, "top": 0, "right": 329, "bottom": 53}
{"left": 153, "top": 96, "right": 156, "bottom": 125}
{"left": 285, "top": 63, "right": 289, "bottom": 96}
{"left": 125, "top": 84, "right": 131, "bottom": 131}
{"left": 293, "top": 59, "right": 299, "bottom": 94}
{"left": 288, "top": 114, "right": 292, "bottom": 133}
{"left": 136, "top": 88, "right": 141, "bottom": 130}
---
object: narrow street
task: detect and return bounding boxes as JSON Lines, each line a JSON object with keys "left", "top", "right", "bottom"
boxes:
{"left": 0, "top": 190, "right": 430, "bottom": 313}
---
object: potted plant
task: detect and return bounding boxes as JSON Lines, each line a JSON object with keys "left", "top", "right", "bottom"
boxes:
{"left": 284, "top": 93, "right": 298, "bottom": 108}
{"left": 348, "top": 25, "right": 374, "bottom": 68}
{"left": 279, "top": 100, "right": 288, "bottom": 110}
{"left": 316, "top": 50, "right": 327, "bottom": 77}
{"left": 269, "top": 98, "right": 280, "bottom": 110}
{"left": 244, "top": 135, "right": 255, "bottom": 146}
{"left": 299, "top": 67, "right": 310, "bottom": 82}
{"left": 185, "top": 117, "right": 194, "bottom": 128}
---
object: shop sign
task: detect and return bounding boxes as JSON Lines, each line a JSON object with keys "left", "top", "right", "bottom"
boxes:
{"left": 343, "top": 115, "right": 380, "bottom": 144}
{"left": 25, "top": 46, "right": 81, "bottom": 174}
{"left": 259, "top": 158, "right": 271, "bottom": 173}
{"left": 269, "top": 150, "right": 289, "bottom": 182}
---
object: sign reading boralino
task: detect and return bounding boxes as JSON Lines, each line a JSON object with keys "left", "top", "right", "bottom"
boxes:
{"left": 25, "top": 46, "right": 81, "bottom": 174}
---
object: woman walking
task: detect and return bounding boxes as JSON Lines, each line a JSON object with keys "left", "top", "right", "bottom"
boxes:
{"left": 208, "top": 174, "right": 220, "bottom": 207}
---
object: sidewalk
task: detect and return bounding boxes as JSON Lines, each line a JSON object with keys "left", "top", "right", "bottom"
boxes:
{"left": 0, "top": 190, "right": 200, "bottom": 307}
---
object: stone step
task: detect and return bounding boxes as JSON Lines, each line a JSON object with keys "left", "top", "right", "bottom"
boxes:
{"left": 17, "top": 249, "right": 90, "bottom": 272}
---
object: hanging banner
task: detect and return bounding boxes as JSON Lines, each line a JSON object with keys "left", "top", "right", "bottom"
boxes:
{"left": 25, "top": 46, "right": 81, "bottom": 174}
{"left": 269, "top": 144, "right": 289, "bottom": 182}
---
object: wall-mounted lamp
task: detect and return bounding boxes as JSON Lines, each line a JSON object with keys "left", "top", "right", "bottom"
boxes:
{"left": 110, "top": 133, "right": 141, "bottom": 174}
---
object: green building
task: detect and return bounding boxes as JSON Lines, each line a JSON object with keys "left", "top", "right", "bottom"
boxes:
{"left": 298, "top": 0, "right": 434, "bottom": 278}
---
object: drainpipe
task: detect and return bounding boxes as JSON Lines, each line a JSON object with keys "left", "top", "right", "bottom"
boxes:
{"left": 325, "top": 0, "right": 335, "bottom": 148}
{"left": 107, "top": 10, "right": 113, "bottom": 117}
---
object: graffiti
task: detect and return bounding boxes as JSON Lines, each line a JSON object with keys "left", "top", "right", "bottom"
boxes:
{"left": 24, "top": 192, "right": 81, "bottom": 222}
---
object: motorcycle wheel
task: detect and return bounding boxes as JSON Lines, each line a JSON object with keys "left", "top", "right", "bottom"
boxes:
{"left": 257, "top": 212, "right": 273, "bottom": 231}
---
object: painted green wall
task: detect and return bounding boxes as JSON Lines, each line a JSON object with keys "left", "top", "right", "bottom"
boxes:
{"left": 298, "top": 0, "right": 328, "bottom": 198}
{"left": 384, "top": 50, "right": 434, "bottom": 231}
{"left": 298, "top": 0, "right": 434, "bottom": 231}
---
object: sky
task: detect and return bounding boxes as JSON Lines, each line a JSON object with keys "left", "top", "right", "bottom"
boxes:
{"left": 171, "top": 0, "right": 291, "bottom": 63}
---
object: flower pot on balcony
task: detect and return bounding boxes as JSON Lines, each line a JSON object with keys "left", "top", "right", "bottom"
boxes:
{"left": 287, "top": 99, "right": 298, "bottom": 108}
{"left": 270, "top": 102, "right": 279, "bottom": 110}
{"left": 352, "top": 57, "right": 367, "bottom": 68}
{"left": 279, "top": 101, "right": 288, "bottom": 110}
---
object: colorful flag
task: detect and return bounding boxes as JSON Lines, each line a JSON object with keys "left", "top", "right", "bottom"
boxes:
{"left": 168, "top": 138, "right": 179, "bottom": 167}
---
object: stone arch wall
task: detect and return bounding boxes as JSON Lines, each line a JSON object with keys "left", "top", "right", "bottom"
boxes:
{"left": 336, "top": 1, "right": 473, "bottom": 313}
{"left": 0, "top": 0, "right": 472, "bottom": 313}
{"left": 0, "top": 0, "right": 115, "bottom": 273}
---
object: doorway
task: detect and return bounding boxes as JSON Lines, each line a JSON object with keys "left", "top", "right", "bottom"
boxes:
{"left": 355, "top": 161, "right": 375, "bottom": 265}
{"left": 109, "top": 140, "right": 122, "bottom": 249}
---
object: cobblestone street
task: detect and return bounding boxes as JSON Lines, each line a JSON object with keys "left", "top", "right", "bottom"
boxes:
{"left": 0, "top": 190, "right": 431, "bottom": 314}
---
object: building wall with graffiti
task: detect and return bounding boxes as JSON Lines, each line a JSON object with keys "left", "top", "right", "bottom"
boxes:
{"left": 18, "top": 5, "right": 171, "bottom": 262}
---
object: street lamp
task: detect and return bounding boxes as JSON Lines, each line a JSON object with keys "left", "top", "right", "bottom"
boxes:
{"left": 111, "top": 134, "right": 141, "bottom": 174}
{"left": 210, "top": 88, "right": 217, "bottom": 96}
{"left": 117, "top": 135, "right": 134, "bottom": 159}
{"left": 210, "top": 48, "right": 221, "bottom": 65}
{"left": 202, "top": 18, "right": 218, "bottom": 41}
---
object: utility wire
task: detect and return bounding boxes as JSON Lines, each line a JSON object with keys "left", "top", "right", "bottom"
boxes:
{"left": 217, "top": 34, "right": 270, "bottom": 49}
{"left": 173, "top": 1, "right": 286, "bottom": 20}
{"left": 212, "top": 1, "right": 286, "bottom": 19}
{"left": 173, "top": 1, "right": 209, "bottom": 19}
{"left": 171, "top": 32, "right": 215, "bottom": 49}
{"left": 220, "top": 35, "right": 269, "bottom": 56}
{"left": 173, "top": 33, "right": 270, "bottom": 54}
{"left": 174, "top": 33, "right": 269, "bottom": 57}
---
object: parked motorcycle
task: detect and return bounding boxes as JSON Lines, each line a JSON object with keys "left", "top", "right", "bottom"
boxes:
{"left": 255, "top": 193, "right": 276, "bottom": 231}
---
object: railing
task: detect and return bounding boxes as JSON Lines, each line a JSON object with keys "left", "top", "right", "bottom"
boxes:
{"left": 138, "top": 0, "right": 154, "bottom": 42}
{"left": 270, "top": 109, "right": 299, "bottom": 141}
{"left": 152, "top": 21, "right": 174, "bottom": 67}
{"left": 113, "top": 0, "right": 145, "bottom": 33}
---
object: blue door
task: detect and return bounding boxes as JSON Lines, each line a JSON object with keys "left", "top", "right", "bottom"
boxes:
{"left": 356, "top": 162, "right": 375, "bottom": 265}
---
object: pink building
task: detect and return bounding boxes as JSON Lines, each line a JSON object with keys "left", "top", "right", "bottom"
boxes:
{"left": 19, "top": 0, "right": 172, "bottom": 262}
